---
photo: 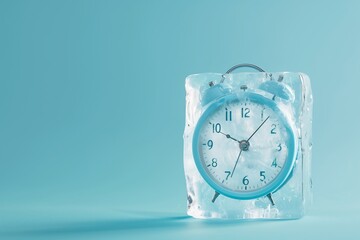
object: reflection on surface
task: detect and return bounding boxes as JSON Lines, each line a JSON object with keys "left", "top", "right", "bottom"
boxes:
{"left": 0, "top": 209, "right": 262, "bottom": 238}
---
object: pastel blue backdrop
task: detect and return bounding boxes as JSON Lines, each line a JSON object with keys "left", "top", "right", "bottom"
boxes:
{"left": 0, "top": 0, "right": 359, "bottom": 239}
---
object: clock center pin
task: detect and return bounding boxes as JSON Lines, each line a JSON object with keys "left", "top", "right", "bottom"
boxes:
{"left": 239, "top": 140, "right": 250, "bottom": 151}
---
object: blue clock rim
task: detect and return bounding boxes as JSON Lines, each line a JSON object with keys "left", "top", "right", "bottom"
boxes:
{"left": 192, "top": 91, "right": 298, "bottom": 200}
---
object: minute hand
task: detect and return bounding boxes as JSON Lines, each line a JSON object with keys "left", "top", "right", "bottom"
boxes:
{"left": 246, "top": 116, "right": 270, "bottom": 142}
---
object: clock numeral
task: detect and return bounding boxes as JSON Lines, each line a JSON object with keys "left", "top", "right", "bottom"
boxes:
{"left": 260, "top": 171, "right": 266, "bottom": 181}
{"left": 271, "top": 158, "right": 277, "bottom": 167}
{"left": 241, "top": 107, "right": 250, "bottom": 118}
{"left": 277, "top": 143, "right": 282, "bottom": 151}
{"left": 225, "top": 108, "right": 232, "bottom": 121}
{"left": 224, "top": 170, "right": 231, "bottom": 180}
{"left": 242, "top": 176, "right": 249, "bottom": 185}
{"left": 207, "top": 140, "right": 213, "bottom": 149}
{"left": 271, "top": 124, "right": 277, "bottom": 134}
{"left": 211, "top": 158, "right": 218, "bottom": 167}
{"left": 212, "top": 123, "right": 221, "bottom": 133}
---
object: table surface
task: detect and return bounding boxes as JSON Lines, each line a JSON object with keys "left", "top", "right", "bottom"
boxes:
{"left": 1, "top": 202, "right": 359, "bottom": 240}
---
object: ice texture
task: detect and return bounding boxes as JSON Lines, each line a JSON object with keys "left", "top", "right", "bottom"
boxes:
{"left": 183, "top": 72, "right": 313, "bottom": 219}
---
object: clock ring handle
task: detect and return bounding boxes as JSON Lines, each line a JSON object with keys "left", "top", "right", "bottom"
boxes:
{"left": 221, "top": 63, "right": 266, "bottom": 83}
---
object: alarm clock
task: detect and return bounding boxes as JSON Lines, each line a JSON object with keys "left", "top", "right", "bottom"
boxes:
{"left": 192, "top": 89, "right": 297, "bottom": 203}
{"left": 184, "top": 64, "right": 313, "bottom": 219}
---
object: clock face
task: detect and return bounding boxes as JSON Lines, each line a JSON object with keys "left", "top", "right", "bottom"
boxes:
{"left": 193, "top": 93, "right": 297, "bottom": 199}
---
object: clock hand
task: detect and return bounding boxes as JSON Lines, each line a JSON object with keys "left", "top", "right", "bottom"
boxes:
{"left": 230, "top": 149, "right": 243, "bottom": 178}
{"left": 246, "top": 116, "right": 270, "bottom": 142}
{"left": 219, "top": 131, "right": 241, "bottom": 143}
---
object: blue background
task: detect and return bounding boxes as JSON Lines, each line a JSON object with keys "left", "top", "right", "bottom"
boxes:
{"left": 0, "top": 0, "right": 359, "bottom": 239}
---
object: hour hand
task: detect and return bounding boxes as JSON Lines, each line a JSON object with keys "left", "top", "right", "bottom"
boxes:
{"left": 219, "top": 131, "right": 241, "bottom": 143}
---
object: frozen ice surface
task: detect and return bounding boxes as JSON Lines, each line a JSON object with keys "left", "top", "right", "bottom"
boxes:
{"left": 183, "top": 72, "right": 313, "bottom": 219}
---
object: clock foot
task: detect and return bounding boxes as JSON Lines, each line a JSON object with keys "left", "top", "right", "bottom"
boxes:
{"left": 267, "top": 193, "right": 275, "bottom": 206}
{"left": 212, "top": 191, "right": 220, "bottom": 203}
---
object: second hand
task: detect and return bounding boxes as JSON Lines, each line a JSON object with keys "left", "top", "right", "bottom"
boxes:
{"left": 230, "top": 149, "right": 242, "bottom": 178}
{"left": 229, "top": 116, "right": 270, "bottom": 178}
